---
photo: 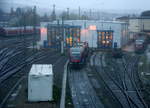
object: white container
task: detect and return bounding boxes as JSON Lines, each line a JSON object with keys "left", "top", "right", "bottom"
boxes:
{"left": 28, "top": 64, "right": 53, "bottom": 102}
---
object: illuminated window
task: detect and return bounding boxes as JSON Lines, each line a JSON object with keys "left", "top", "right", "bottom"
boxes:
{"left": 106, "top": 41, "right": 109, "bottom": 44}
{"left": 102, "top": 41, "right": 106, "bottom": 44}
{"left": 99, "top": 36, "right": 101, "bottom": 39}
{"left": 70, "top": 37, "right": 72, "bottom": 42}
{"left": 110, "top": 35, "right": 112, "bottom": 40}
{"left": 89, "top": 25, "right": 97, "bottom": 30}
{"left": 98, "top": 32, "right": 101, "bottom": 35}
{"left": 66, "top": 38, "right": 69, "bottom": 44}
{"left": 102, "top": 32, "right": 104, "bottom": 36}
{"left": 102, "top": 36, "right": 105, "bottom": 39}
{"left": 106, "top": 36, "right": 108, "bottom": 39}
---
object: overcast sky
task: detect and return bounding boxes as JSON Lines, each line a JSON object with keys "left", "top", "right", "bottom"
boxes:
{"left": 0, "top": 0, "right": 150, "bottom": 13}
{"left": 1, "top": 0, "right": 150, "bottom": 11}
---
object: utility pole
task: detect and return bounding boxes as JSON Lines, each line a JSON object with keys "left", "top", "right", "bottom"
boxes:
{"left": 89, "top": 9, "right": 92, "bottom": 20}
{"left": 33, "top": 6, "right": 37, "bottom": 51}
{"left": 98, "top": 11, "right": 100, "bottom": 20}
{"left": 23, "top": 11, "right": 27, "bottom": 62}
{"left": 67, "top": 8, "right": 69, "bottom": 20}
{"left": 84, "top": 11, "right": 87, "bottom": 20}
{"left": 78, "top": 6, "right": 80, "bottom": 20}
{"left": 57, "top": 19, "right": 60, "bottom": 51}
{"left": 61, "top": 16, "right": 64, "bottom": 54}
{"left": 51, "top": 4, "right": 56, "bottom": 21}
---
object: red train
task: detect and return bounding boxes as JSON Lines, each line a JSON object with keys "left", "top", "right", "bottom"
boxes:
{"left": 0, "top": 26, "right": 40, "bottom": 37}
{"left": 69, "top": 42, "right": 89, "bottom": 68}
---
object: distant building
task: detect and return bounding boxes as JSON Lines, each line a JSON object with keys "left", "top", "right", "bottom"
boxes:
{"left": 116, "top": 16, "right": 129, "bottom": 24}
{"left": 128, "top": 10, "right": 150, "bottom": 40}
{"left": 129, "top": 17, "right": 150, "bottom": 33}
{"left": 128, "top": 16, "right": 150, "bottom": 40}
{"left": 129, "top": 17, "right": 140, "bottom": 33}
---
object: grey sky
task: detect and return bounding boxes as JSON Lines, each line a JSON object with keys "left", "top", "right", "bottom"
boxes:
{"left": 2, "top": 0, "right": 150, "bottom": 10}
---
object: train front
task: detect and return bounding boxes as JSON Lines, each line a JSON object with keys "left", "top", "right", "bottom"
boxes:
{"left": 69, "top": 47, "right": 84, "bottom": 68}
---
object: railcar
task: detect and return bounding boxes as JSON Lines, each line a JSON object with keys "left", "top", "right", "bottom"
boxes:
{"left": 135, "top": 37, "right": 146, "bottom": 53}
{"left": 69, "top": 44, "right": 89, "bottom": 68}
{"left": 0, "top": 26, "right": 40, "bottom": 37}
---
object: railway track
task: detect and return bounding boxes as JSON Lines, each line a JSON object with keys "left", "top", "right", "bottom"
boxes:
{"left": 91, "top": 53, "right": 123, "bottom": 108}
{"left": 122, "top": 55, "right": 148, "bottom": 108}
{"left": 100, "top": 52, "right": 148, "bottom": 108}
{"left": 0, "top": 35, "right": 39, "bottom": 49}
{"left": 0, "top": 49, "right": 63, "bottom": 108}
{"left": 68, "top": 66, "right": 104, "bottom": 108}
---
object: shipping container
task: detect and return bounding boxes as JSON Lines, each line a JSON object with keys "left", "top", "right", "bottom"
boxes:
{"left": 28, "top": 64, "right": 53, "bottom": 102}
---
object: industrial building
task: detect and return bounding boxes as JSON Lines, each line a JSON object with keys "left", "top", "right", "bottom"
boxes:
{"left": 62, "top": 20, "right": 129, "bottom": 48}
{"left": 127, "top": 16, "right": 150, "bottom": 40}
{"left": 117, "top": 11, "right": 150, "bottom": 40}
{"left": 47, "top": 24, "right": 81, "bottom": 48}
{"left": 40, "top": 22, "right": 81, "bottom": 48}
{"left": 40, "top": 20, "right": 129, "bottom": 48}
{"left": 129, "top": 17, "right": 150, "bottom": 32}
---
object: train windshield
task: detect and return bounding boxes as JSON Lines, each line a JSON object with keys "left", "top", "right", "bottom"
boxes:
{"left": 71, "top": 52, "right": 81, "bottom": 59}
{"left": 71, "top": 48, "right": 81, "bottom": 52}
{"left": 72, "top": 53, "right": 80, "bottom": 56}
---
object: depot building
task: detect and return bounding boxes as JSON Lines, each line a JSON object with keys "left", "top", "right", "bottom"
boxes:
{"left": 40, "top": 20, "right": 129, "bottom": 49}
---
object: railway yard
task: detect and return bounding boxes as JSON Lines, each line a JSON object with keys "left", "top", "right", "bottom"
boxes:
{"left": 1, "top": 1, "right": 150, "bottom": 108}
{"left": 0, "top": 36, "right": 68, "bottom": 108}
{"left": 0, "top": 35, "right": 150, "bottom": 108}
{"left": 67, "top": 51, "right": 149, "bottom": 108}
